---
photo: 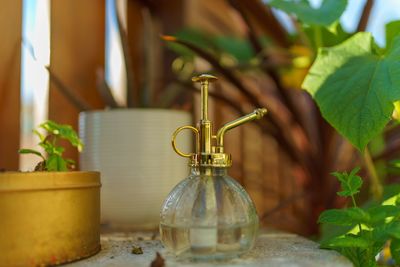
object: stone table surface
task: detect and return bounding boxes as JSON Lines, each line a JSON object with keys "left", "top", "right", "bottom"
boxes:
{"left": 66, "top": 231, "right": 352, "bottom": 267}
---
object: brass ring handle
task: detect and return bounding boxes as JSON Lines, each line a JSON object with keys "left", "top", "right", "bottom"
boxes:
{"left": 171, "top": 126, "right": 199, "bottom": 158}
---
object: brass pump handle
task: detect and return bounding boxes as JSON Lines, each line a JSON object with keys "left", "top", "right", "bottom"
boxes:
{"left": 171, "top": 126, "right": 199, "bottom": 158}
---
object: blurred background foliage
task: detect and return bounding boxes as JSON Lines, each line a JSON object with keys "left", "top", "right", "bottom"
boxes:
{"left": 155, "top": 0, "right": 400, "bottom": 236}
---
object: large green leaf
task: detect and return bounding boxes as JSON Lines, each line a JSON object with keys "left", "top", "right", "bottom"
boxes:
{"left": 269, "top": 0, "right": 347, "bottom": 27}
{"left": 321, "top": 234, "right": 370, "bottom": 249}
{"left": 303, "top": 32, "right": 400, "bottom": 150}
{"left": 386, "top": 21, "right": 400, "bottom": 49}
{"left": 318, "top": 207, "right": 370, "bottom": 226}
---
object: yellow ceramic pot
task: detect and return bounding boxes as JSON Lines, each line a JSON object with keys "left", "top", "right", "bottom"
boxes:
{"left": 0, "top": 171, "right": 101, "bottom": 267}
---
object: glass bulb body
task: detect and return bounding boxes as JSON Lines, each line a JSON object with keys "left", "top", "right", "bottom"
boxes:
{"left": 160, "top": 167, "right": 258, "bottom": 260}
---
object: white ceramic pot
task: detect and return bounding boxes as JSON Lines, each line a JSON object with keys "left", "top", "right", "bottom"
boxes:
{"left": 79, "top": 109, "right": 191, "bottom": 229}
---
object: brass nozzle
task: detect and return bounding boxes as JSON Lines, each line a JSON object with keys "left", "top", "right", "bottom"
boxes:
{"left": 216, "top": 108, "right": 268, "bottom": 149}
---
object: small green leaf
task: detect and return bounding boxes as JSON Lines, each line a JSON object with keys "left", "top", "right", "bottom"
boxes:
{"left": 367, "top": 205, "right": 400, "bottom": 225}
{"left": 303, "top": 23, "right": 350, "bottom": 50}
{"left": 54, "top": 146, "right": 65, "bottom": 156}
{"left": 321, "top": 234, "right": 370, "bottom": 249}
{"left": 332, "top": 167, "right": 363, "bottom": 197}
{"left": 65, "top": 159, "right": 76, "bottom": 169}
{"left": 303, "top": 33, "right": 400, "bottom": 150}
{"left": 382, "top": 184, "right": 400, "bottom": 202}
{"left": 318, "top": 207, "right": 369, "bottom": 226}
{"left": 393, "top": 101, "right": 400, "bottom": 120}
{"left": 33, "top": 129, "right": 45, "bottom": 141}
{"left": 339, "top": 247, "right": 377, "bottom": 267}
{"left": 269, "top": 0, "right": 347, "bottom": 27}
{"left": 40, "top": 141, "right": 53, "bottom": 155}
{"left": 390, "top": 239, "right": 400, "bottom": 264}
{"left": 65, "top": 159, "right": 75, "bottom": 164}
{"left": 384, "top": 222, "right": 400, "bottom": 239}
{"left": 390, "top": 159, "right": 400, "bottom": 169}
{"left": 46, "top": 154, "right": 67, "bottom": 171}
{"left": 372, "top": 222, "right": 400, "bottom": 243}
{"left": 18, "top": 148, "right": 44, "bottom": 159}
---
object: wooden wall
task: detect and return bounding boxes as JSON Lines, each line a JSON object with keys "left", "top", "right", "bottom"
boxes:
{"left": 49, "top": 0, "right": 106, "bottom": 163}
{"left": 0, "top": 0, "right": 22, "bottom": 171}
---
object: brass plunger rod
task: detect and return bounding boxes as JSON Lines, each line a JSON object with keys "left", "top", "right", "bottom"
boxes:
{"left": 192, "top": 74, "right": 217, "bottom": 154}
{"left": 216, "top": 108, "right": 267, "bottom": 148}
{"left": 200, "top": 79, "right": 211, "bottom": 153}
{"left": 201, "top": 80, "right": 208, "bottom": 120}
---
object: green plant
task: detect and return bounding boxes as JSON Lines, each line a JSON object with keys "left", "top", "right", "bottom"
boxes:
{"left": 272, "top": 1, "right": 400, "bottom": 201}
{"left": 19, "top": 120, "right": 83, "bottom": 171}
{"left": 319, "top": 167, "right": 400, "bottom": 267}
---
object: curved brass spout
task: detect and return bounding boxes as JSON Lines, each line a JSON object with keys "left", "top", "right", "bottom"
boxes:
{"left": 216, "top": 108, "right": 267, "bottom": 150}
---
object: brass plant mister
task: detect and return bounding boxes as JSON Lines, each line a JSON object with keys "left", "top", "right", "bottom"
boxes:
{"left": 159, "top": 74, "right": 267, "bottom": 259}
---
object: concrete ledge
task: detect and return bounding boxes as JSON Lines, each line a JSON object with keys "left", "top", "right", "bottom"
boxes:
{"left": 66, "top": 232, "right": 352, "bottom": 267}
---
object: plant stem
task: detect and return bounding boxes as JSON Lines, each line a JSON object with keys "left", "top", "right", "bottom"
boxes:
{"left": 350, "top": 195, "right": 358, "bottom": 209}
{"left": 363, "top": 147, "right": 383, "bottom": 200}
{"left": 350, "top": 194, "right": 363, "bottom": 234}
{"left": 357, "top": 0, "right": 374, "bottom": 32}
{"left": 314, "top": 26, "right": 323, "bottom": 49}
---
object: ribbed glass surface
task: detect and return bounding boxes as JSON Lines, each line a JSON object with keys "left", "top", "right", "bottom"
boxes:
{"left": 160, "top": 167, "right": 258, "bottom": 260}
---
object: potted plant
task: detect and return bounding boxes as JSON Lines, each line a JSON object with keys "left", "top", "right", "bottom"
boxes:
{"left": 0, "top": 121, "right": 100, "bottom": 266}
